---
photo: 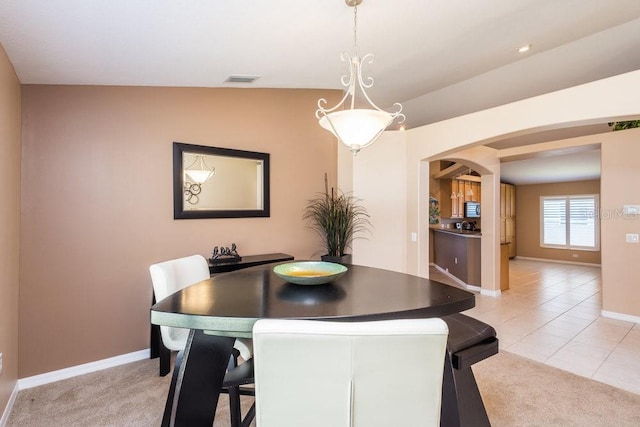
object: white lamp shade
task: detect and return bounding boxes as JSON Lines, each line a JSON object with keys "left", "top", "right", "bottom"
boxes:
{"left": 319, "top": 109, "right": 393, "bottom": 153}
{"left": 185, "top": 169, "right": 214, "bottom": 184}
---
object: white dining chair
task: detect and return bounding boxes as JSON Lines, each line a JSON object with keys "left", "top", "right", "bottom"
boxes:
{"left": 252, "top": 318, "right": 449, "bottom": 427}
{"left": 149, "top": 254, "right": 253, "bottom": 375}
{"left": 150, "top": 254, "right": 256, "bottom": 427}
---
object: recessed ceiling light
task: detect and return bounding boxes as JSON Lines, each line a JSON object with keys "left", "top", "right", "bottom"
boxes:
{"left": 225, "top": 75, "right": 260, "bottom": 84}
{"left": 517, "top": 44, "right": 532, "bottom": 53}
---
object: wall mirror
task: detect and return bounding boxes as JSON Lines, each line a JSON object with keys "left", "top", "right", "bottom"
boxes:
{"left": 173, "top": 142, "right": 270, "bottom": 219}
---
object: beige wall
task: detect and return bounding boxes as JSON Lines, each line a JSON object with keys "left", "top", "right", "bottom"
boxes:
{"left": 516, "top": 180, "right": 601, "bottom": 264}
{"left": 352, "top": 131, "right": 407, "bottom": 272}
{"left": 0, "top": 43, "right": 21, "bottom": 414}
{"left": 19, "top": 85, "right": 340, "bottom": 377}
{"left": 601, "top": 129, "right": 640, "bottom": 317}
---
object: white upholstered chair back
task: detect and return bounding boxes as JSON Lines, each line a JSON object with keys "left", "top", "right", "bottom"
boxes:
{"left": 253, "top": 318, "right": 449, "bottom": 427}
{"left": 149, "top": 254, "right": 251, "bottom": 358}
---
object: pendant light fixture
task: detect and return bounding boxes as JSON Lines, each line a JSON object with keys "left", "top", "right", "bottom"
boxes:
{"left": 316, "top": 0, "right": 405, "bottom": 155}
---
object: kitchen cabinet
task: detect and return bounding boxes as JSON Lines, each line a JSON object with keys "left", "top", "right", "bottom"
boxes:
{"left": 451, "top": 179, "right": 481, "bottom": 218}
{"left": 432, "top": 229, "right": 481, "bottom": 286}
{"left": 500, "top": 183, "right": 516, "bottom": 258}
{"left": 500, "top": 242, "right": 510, "bottom": 290}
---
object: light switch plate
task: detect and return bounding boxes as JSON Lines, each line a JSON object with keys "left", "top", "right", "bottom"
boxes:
{"left": 626, "top": 233, "right": 639, "bottom": 243}
{"left": 0, "top": 352, "right": 3, "bottom": 375}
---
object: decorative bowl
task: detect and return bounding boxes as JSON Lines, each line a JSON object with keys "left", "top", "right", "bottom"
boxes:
{"left": 273, "top": 261, "right": 348, "bottom": 285}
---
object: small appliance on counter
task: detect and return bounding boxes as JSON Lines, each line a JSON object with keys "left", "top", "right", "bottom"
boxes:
{"left": 463, "top": 221, "right": 478, "bottom": 231}
{"left": 456, "top": 221, "right": 478, "bottom": 231}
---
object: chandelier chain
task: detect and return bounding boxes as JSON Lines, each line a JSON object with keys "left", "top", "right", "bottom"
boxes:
{"left": 353, "top": 5, "right": 358, "bottom": 54}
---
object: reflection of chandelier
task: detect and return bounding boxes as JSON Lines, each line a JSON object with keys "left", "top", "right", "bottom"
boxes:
{"left": 316, "top": 0, "right": 404, "bottom": 155}
{"left": 185, "top": 155, "right": 215, "bottom": 184}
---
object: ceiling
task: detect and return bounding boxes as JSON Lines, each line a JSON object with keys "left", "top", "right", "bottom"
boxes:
{"left": 1, "top": 0, "right": 639, "bottom": 183}
{"left": 500, "top": 149, "right": 601, "bottom": 185}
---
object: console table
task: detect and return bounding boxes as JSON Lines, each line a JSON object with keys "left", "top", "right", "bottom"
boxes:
{"left": 208, "top": 252, "right": 294, "bottom": 274}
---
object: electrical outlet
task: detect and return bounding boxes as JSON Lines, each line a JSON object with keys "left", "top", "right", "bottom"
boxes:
{"left": 626, "top": 233, "right": 639, "bottom": 243}
{"left": 572, "top": 254, "right": 579, "bottom": 258}
{"left": 454, "top": 257, "right": 458, "bottom": 264}
{"left": 0, "top": 352, "right": 3, "bottom": 375}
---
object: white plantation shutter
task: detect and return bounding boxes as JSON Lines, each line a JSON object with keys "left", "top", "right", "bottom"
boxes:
{"left": 540, "top": 195, "right": 599, "bottom": 250}
{"left": 569, "top": 197, "right": 596, "bottom": 247}
{"left": 542, "top": 198, "right": 566, "bottom": 246}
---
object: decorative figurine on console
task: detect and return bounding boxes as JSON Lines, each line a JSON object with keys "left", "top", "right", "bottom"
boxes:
{"left": 209, "top": 243, "right": 242, "bottom": 264}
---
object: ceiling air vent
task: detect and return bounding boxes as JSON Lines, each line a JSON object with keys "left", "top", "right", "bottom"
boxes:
{"left": 225, "top": 75, "right": 260, "bottom": 84}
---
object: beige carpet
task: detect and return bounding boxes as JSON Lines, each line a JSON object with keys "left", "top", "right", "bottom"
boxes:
{"left": 7, "top": 351, "right": 640, "bottom": 426}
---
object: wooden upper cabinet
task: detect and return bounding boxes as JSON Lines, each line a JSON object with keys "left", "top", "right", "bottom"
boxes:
{"left": 471, "top": 181, "right": 481, "bottom": 202}
{"left": 500, "top": 183, "right": 516, "bottom": 257}
{"left": 438, "top": 178, "right": 453, "bottom": 219}
{"left": 509, "top": 185, "right": 516, "bottom": 216}
{"left": 451, "top": 180, "right": 461, "bottom": 217}
{"left": 457, "top": 182, "right": 464, "bottom": 215}
{"left": 451, "top": 179, "right": 482, "bottom": 218}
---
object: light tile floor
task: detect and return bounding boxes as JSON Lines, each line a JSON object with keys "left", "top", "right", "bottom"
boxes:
{"left": 430, "top": 258, "right": 640, "bottom": 395}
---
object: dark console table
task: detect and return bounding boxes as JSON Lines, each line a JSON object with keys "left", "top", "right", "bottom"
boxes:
{"left": 208, "top": 252, "right": 294, "bottom": 274}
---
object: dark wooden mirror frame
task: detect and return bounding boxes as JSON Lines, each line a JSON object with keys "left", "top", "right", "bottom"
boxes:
{"left": 173, "top": 142, "right": 270, "bottom": 219}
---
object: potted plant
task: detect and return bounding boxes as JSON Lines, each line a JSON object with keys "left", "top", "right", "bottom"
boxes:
{"left": 303, "top": 180, "right": 371, "bottom": 264}
{"left": 429, "top": 197, "right": 440, "bottom": 224}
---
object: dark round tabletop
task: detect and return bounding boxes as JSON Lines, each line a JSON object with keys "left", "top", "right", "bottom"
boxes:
{"left": 150, "top": 262, "right": 475, "bottom": 336}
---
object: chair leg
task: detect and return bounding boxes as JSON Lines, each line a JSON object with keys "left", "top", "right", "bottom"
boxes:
{"left": 150, "top": 323, "right": 161, "bottom": 359}
{"left": 228, "top": 349, "right": 242, "bottom": 427}
{"left": 150, "top": 293, "right": 161, "bottom": 360}
{"left": 159, "top": 342, "right": 172, "bottom": 377}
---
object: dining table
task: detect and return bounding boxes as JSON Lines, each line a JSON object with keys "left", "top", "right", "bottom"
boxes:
{"left": 150, "top": 261, "right": 476, "bottom": 427}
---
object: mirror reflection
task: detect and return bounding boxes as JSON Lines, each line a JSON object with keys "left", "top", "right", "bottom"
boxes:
{"left": 173, "top": 142, "right": 270, "bottom": 219}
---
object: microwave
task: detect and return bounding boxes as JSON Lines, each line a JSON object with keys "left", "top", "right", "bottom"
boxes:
{"left": 464, "top": 202, "right": 481, "bottom": 218}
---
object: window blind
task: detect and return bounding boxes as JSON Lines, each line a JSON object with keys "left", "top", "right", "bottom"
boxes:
{"left": 540, "top": 195, "right": 598, "bottom": 250}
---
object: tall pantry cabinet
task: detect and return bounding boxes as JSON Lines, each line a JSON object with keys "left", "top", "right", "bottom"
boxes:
{"left": 500, "top": 183, "right": 516, "bottom": 258}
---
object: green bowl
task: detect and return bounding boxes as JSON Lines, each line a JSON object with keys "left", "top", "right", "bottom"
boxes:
{"left": 273, "top": 261, "right": 348, "bottom": 285}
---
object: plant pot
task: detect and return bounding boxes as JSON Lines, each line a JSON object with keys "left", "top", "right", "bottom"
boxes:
{"left": 321, "top": 254, "right": 352, "bottom": 265}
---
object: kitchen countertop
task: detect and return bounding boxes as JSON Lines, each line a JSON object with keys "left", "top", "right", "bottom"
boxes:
{"left": 430, "top": 227, "right": 482, "bottom": 238}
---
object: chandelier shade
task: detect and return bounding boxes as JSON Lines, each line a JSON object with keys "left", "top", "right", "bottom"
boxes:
{"left": 318, "top": 108, "right": 394, "bottom": 153}
{"left": 184, "top": 155, "right": 215, "bottom": 184}
{"left": 185, "top": 169, "right": 214, "bottom": 184}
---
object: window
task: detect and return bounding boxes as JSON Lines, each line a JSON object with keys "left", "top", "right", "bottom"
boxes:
{"left": 540, "top": 195, "right": 599, "bottom": 250}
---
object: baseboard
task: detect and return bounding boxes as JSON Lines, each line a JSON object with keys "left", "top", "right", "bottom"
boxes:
{"left": 17, "top": 348, "right": 150, "bottom": 391}
{"left": 514, "top": 256, "right": 601, "bottom": 267}
{"left": 432, "top": 265, "right": 470, "bottom": 288}
{"left": 601, "top": 310, "right": 640, "bottom": 325}
{"left": 0, "top": 382, "right": 19, "bottom": 427}
{"left": 480, "top": 288, "right": 502, "bottom": 297}
{"left": 432, "top": 264, "right": 501, "bottom": 296}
